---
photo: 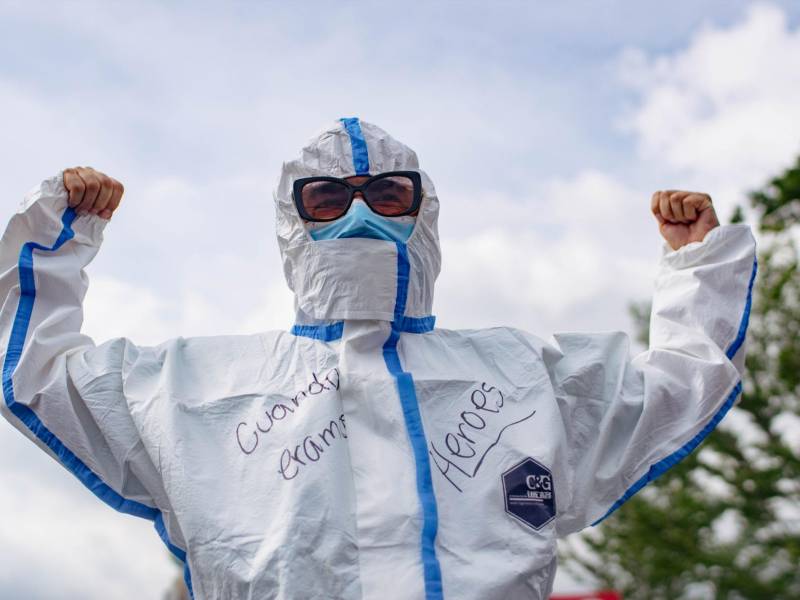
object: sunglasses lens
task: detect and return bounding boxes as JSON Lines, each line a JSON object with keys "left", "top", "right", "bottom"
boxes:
{"left": 301, "top": 180, "right": 351, "bottom": 220}
{"left": 364, "top": 175, "right": 416, "bottom": 216}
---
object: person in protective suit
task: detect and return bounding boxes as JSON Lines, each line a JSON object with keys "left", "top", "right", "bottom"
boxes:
{"left": 0, "top": 118, "right": 757, "bottom": 599}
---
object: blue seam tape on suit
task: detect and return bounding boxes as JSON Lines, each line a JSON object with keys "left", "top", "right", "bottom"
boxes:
{"left": 2, "top": 206, "right": 194, "bottom": 598}
{"left": 337, "top": 125, "right": 442, "bottom": 595}
{"left": 592, "top": 256, "right": 758, "bottom": 526}
{"left": 303, "top": 120, "right": 442, "bottom": 597}
{"left": 340, "top": 117, "right": 371, "bottom": 175}
{"left": 382, "top": 241, "right": 443, "bottom": 599}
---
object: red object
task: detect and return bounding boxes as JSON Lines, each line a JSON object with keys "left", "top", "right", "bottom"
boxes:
{"left": 551, "top": 592, "right": 622, "bottom": 600}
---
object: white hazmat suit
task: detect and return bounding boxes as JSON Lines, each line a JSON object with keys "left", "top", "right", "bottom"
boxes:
{"left": 0, "top": 118, "right": 757, "bottom": 599}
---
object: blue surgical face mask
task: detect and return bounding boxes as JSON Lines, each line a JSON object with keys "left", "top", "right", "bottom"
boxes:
{"left": 308, "top": 199, "right": 416, "bottom": 243}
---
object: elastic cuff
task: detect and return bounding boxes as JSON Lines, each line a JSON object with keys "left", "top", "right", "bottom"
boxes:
{"left": 660, "top": 223, "right": 753, "bottom": 270}
{"left": 21, "top": 172, "right": 110, "bottom": 246}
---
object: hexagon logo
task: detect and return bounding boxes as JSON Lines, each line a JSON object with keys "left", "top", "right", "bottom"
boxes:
{"left": 502, "top": 457, "right": 556, "bottom": 530}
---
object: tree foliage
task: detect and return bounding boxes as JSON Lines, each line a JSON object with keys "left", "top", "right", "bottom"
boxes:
{"left": 561, "top": 157, "right": 800, "bottom": 599}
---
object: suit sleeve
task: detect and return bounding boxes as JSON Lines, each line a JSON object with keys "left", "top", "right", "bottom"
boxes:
{"left": 551, "top": 223, "right": 757, "bottom": 536}
{"left": 0, "top": 172, "right": 167, "bottom": 519}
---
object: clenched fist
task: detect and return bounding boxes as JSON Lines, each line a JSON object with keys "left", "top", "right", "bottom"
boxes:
{"left": 651, "top": 190, "right": 720, "bottom": 251}
{"left": 62, "top": 166, "right": 124, "bottom": 220}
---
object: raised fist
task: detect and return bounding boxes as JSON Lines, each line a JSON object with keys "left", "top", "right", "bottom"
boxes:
{"left": 62, "top": 166, "right": 124, "bottom": 220}
{"left": 651, "top": 190, "right": 720, "bottom": 251}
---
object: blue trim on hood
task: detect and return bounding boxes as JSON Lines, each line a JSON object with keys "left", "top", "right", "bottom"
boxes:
{"left": 382, "top": 242, "right": 443, "bottom": 599}
{"left": 291, "top": 317, "right": 435, "bottom": 339}
{"left": 397, "top": 315, "right": 436, "bottom": 334}
{"left": 591, "top": 256, "right": 758, "bottom": 526}
{"left": 340, "top": 117, "right": 370, "bottom": 175}
{"left": 2, "top": 206, "right": 194, "bottom": 598}
{"left": 291, "top": 322, "right": 344, "bottom": 341}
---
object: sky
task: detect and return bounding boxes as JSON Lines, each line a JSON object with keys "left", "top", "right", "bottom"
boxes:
{"left": 1, "top": 1, "right": 799, "bottom": 598}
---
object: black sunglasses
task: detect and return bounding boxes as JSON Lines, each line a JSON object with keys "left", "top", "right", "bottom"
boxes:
{"left": 293, "top": 170, "right": 422, "bottom": 222}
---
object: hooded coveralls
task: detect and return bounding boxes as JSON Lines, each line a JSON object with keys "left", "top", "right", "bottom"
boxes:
{"left": 0, "top": 118, "right": 757, "bottom": 599}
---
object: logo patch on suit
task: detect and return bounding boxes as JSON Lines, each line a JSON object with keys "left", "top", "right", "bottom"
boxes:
{"left": 502, "top": 457, "right": 556, "bottom": 530}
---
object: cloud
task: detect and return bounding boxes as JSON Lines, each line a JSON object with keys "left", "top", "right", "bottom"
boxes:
{"left": 435, "top": 169, "right": 658, "bottom": 338}
{"left": 82, "top": 276, "right": 171, "bottom": 345}
{"left": 617, "top": 3, "right": 800, "bottom": 220}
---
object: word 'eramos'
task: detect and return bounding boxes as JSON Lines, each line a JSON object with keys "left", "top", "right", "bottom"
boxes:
{"left": 278, "top": 414, "right": 348, "bottom": 481}
{"left": 236, "top": 368, "right": 340, "bottom": 456}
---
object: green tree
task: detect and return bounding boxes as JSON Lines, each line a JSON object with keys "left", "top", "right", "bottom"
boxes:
{"left": 561, "top": 157, "right": 800, "bottom": 599}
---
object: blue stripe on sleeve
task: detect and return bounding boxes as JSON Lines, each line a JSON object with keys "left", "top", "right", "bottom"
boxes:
{"left": 726, "top": 257, "right": 757, "bottom": 360}
{"left": 2, "top": 206, "right": 194, "bottom": 598}
{"left": 591, "top": 380, "right": 742, "bottom": 526}
{"left": 592, "top": 256, "right": 758, "bottom": 526}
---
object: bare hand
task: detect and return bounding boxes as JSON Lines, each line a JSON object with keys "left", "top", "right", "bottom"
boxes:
{"left": 651, "top": 190, "right": 719, "bottom": 251}
{"left": 62, "top": 166, "right": 124, "bottom": 220}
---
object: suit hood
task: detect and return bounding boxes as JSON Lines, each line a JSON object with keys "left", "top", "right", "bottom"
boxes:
{"left": 274, "top": 118, "right": 441, "bottom": 326}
